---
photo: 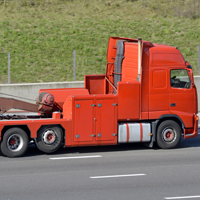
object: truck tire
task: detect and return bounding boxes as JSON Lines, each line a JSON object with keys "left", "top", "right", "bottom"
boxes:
{"left": 0, "top": 127, "right": 29, "bottom": 158}
{"left": 35, "top": 125, "right": 63, "bottom": 153}
{"left": 156, "top": 120, "right": 181, "bottom": 149}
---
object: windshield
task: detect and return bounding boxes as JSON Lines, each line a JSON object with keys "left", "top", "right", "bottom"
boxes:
{"left": 170, "top": 69, "right": 191, "bottom": 89}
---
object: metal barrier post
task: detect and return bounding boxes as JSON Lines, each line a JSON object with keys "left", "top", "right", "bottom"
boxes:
{"left": 73, "top": 50, "right": 76, "bottom": 81}
{"left": 8, "top": 52, "right": 10, "bottom": 84}
{"left": 198, "top": 46, "right": 200, "bottom": 75}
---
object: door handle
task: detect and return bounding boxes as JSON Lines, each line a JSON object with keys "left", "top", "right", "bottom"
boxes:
{"left": 170, "top": 103, "right": 176, "bottom": 107}
{"left": 90, "top": 134, "right": 96, "bottom": 137}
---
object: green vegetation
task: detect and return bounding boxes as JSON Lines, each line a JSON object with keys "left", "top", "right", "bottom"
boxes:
{"left": 0, "top": 0, "right": 200, "bottom": 83}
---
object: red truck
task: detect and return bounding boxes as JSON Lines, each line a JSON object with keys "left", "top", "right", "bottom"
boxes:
{"left": 0, "top": 37, "right": 198, "bottom": 157}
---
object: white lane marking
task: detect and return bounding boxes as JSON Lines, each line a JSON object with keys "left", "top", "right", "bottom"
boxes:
{"left": 49, "top": 155, "right": 102, "bottom": 160}
{"left": 90, "top": 173, "right": 146, "bottom": 179}
{"left": 165, "top": 195, "right": 200, "bottom": 199}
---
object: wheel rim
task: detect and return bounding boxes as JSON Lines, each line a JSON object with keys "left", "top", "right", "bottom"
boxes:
{"left": 7, "top": 134, "right": 24, "bottom": 152}
{"left": 162, "top": 127, "right": 177, "bottom": 143}
{"left": 42, "top": 129, "right": 57, "bottom": 145}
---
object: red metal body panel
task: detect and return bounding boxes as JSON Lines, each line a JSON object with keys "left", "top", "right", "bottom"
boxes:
{"left": 121, "top": 42, "right": 138, "bottom": 82}
{"left": 63, "top": 96, "right": 73, "bottom": 119}
{"left": 84, "top": 74, "right": 106, "bottom": 94}
{"left": 148, "top": 44, "right": 189, "bottom": 116}
{"left": 74, "top": 100, "right": 94, "bottom": 142}
{"left": 117, "top": 81, "right": 140, "bottom": 120}
{"left": 106, "top": 38, "right": 117, "bottom": 94}
{"left": 169, "top": 86, "right": 195, "bottom": 127}
{"left": 106, "top": 37, "right": 142, "bottom": 94}
{"left": 96, "top": 99, "right": 116, "bottom": 142}
{"left": 52, "top": 112, "right": 61, "bottom": 119}
{"left": 184, "top": 114, "right": 198, "bottom": 139}
{"left": 65, "top": 119, "right": 73, "bottom": 147}
{"left": 69, "top": 94, "right": 118, "bottom": 146}
{"left": 149, "top": 110, "right": 172, "bottom": 119}
{"left": 149, "top": 47, "right": 178, "bottom": 113}
{"left": 63, "top": 94, "right": 117, "bottom": 146}
{"left": 126, "top": 124, "right": 129, "bottom": 142}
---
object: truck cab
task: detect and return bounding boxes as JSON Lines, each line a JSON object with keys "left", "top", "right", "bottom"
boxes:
{"left": 86, "top": 37, "right": 198, "bottom": 148}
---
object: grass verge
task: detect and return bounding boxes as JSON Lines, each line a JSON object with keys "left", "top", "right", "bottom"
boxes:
{"left": 0, "top": 0, "right": 200, "bottom": 83}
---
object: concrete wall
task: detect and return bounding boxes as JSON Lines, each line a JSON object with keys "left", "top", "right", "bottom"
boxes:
{"left": 0, "top": 77, "right": 200, "bottom": 110}
{"left": 0, "top": 81, "right": 84, "bottom": 103}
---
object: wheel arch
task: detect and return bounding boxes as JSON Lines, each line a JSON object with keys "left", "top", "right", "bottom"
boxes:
{"left": 1, "top": 125, "right": 31, "bottom": 142}
{"left": 152, "top": 114, "right": 184, "bottom": 142}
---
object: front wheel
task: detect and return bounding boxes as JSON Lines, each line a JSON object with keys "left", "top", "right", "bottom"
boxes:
{"left": 35, "top": 125, "right": 63, "bottom": 153}
{"left": 157, "top": 120, "right": 181, "bottom": 149}
{"left": 0, "top": 128, "right": 29, "bottom": 157}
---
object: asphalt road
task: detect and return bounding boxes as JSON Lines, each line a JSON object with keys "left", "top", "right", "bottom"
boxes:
{"left": 0, "top": 133, "right": 200, "bottom": 200}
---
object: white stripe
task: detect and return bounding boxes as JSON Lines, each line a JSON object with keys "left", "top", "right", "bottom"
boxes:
{"left": 165, "top": 195, "right": 200, "bottom": 199}
{"left": 90, "top": 174, "right": 146, "bottom": 179}
{"left": 49, "top": 155, "right": 102, "bottom": 160}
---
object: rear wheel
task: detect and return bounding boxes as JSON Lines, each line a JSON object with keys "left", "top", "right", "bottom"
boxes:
{"left": 1, "top": 127, "right": 29, "bottom": 157}
{"left": 157, "top": 120, "right": 181, "bottom": 149}
{"left": 35, "top": 125, "right": 63, "bottom": 153}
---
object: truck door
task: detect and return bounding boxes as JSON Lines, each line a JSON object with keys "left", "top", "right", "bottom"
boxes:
{"left": 96, "top": 99, "right": 117, "bottom": 142}
{"left": 74, "top": 100, "right": 94, "bottom": 142}
{"left": 149, "top": 69, "right": 169, "bottom": 114}
{"left": 169, "top": 69, "right": 195, "bottom": 127}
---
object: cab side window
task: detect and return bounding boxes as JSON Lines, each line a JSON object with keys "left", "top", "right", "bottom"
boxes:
{"left": 170, "top": 69, "right": 191, "bottom": 89}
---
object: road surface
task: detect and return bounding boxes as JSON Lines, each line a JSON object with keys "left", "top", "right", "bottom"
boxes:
{"left": 0, "top": 133, "right": 200, "bottom": 200}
